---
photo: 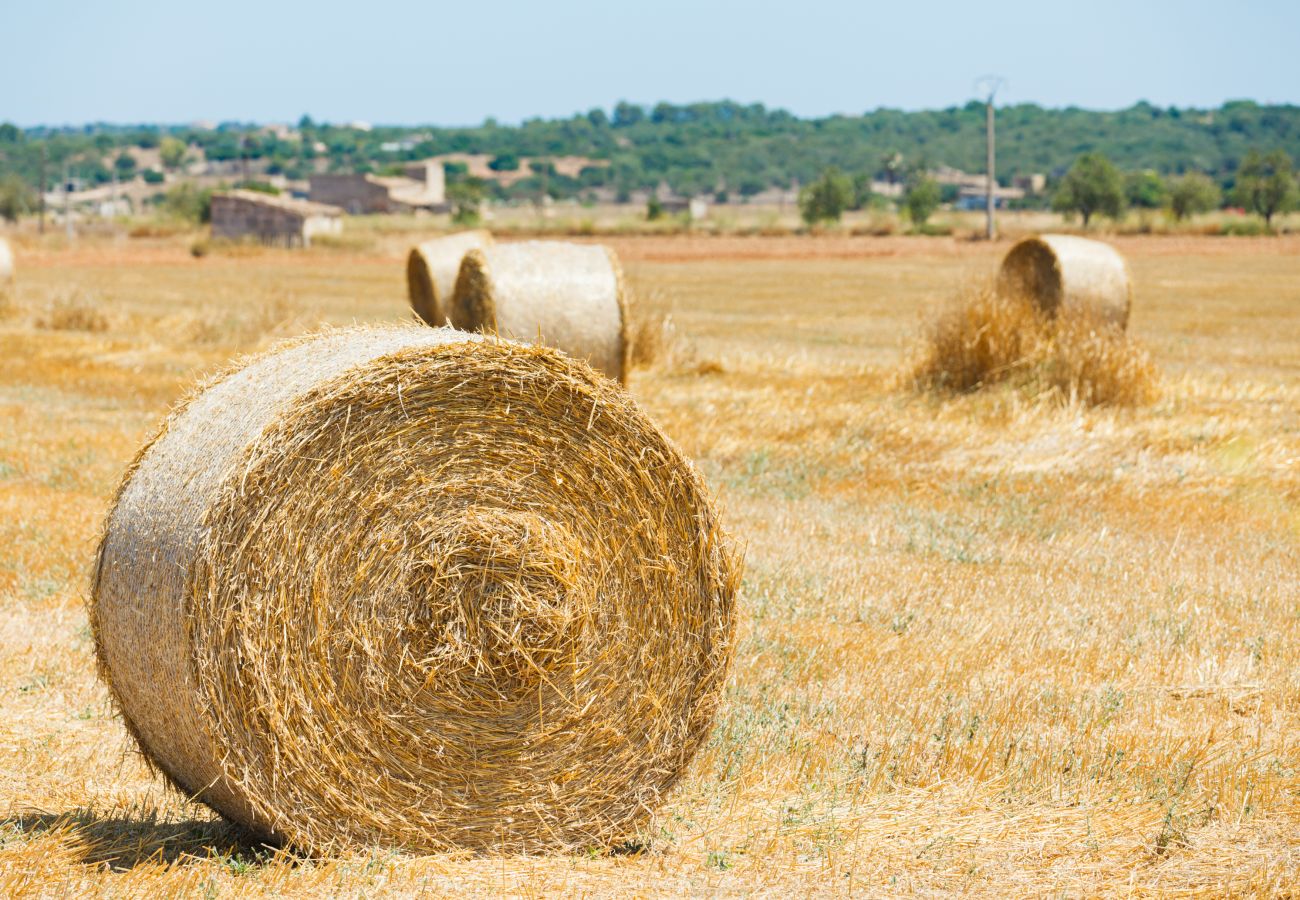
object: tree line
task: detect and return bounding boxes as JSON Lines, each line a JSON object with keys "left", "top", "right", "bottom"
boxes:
{"left": 798, "top": 148, "right": 1298, "bottom": 230}
{"left": 1, "top": 100, "right": 1298, "bottom": 221}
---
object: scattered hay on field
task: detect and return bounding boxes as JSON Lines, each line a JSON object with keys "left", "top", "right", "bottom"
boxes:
{"left": 406, "top": 230, "right": 493, "bottom": 326}
{"left": 34, "top": 290, "right": 110, "bottom": 332}
{"left": 628, "top": 307, "right": 678, "bottom": 370}
{"left": 180, "top": 293, "right": 305, "bottom": 347}
{"left": 997, "top": 234, "right": 1133, "bottom": 329}
{"left": 451, "top": 241, "right": 629, "bottom": 382}
{"left": 91, "top": 325, "right": 739, "bottom": 854}
{"left": 904, "top": 282, "right": 1157, "bottom": 407}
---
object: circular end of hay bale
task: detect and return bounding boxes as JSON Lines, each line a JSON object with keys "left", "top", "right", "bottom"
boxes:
{"left": 92, "top": 326, "right": 739, "bottom": 853}
{"left": 450, "top": 241, "right": 629, "bottom": 383}
{"left": 996, "top": 234, "right": 1132, "bottom": 330}
{"left": 449, "top": 246, "right": 498, "bottom": 333}
{"left": 0, "top": 238, "right": 13, "bottom": 282}
{"left": 406, "top": 232, "right": 495, "bottom": 327}
{"left": 405, "top": 248, "right": 439, "bottom": 325}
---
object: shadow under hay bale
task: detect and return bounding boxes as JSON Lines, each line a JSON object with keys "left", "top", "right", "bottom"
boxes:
{"left": 905, "top": 282, "right": 1157, "bottom": 407}
{"left": 406, "top": 230, "right": 494, "bottom": 326}
{"left": 451, "top": 240, "right": 629, "bottom": 382}
{"left": 997, "top": 234, "right": 1133, "bottom": 330}
{"left": 92, "top": 326, "right": 739, "bottom": 854}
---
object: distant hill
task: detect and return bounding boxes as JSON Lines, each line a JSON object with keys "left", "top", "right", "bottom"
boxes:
{"left": 2, "top": 100, "right": 1298, "bottom": 204}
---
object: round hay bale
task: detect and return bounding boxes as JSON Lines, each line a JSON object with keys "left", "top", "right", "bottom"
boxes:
{"left": 406, "top": 230, "right": 494, "bottom": 326}
{"left": 0, "top": 238, "right": 13, "bottom": 282}
{"left": 450, "top": 240, "right": 630, "bottom": 382}
{"left": 996, "top": 234, "right": 1132, "bottom": 329}
{"left": 92, "top": 326, "right": 739, "bottom": 853}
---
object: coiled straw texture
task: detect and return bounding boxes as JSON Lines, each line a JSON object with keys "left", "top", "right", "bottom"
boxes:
{"left": 92, "top": 326, "right": 739, "bottom": 853}
{"left": 451, "top": 240, "right": 630, "bottom": 382}
{"left": 406, "top": 230, "right": 494, "bottom": 326}
{"left": 997, "top": 234, "right": 1132, "bottom": 330}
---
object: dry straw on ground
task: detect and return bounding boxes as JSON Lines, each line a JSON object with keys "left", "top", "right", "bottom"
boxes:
{"left": 90, "top": 325, "right": 739, "bottom": 854}
{"left": 997, "top": 234, "right": 1133, "bottom": 329}
{"left": 906, "top": 281, "right": 1157, "bottom": 406}
{"left": 451, "top": 240, "right": 630, "bottom": 382}
{"left": 405, "top": 230, "right": 494, "bottom": 326}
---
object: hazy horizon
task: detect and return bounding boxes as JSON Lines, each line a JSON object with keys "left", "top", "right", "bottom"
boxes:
{"left": 5, "top": 0, "right": 1297, "bottom": 129}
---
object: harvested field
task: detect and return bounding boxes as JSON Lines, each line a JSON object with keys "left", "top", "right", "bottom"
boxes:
{"left": 0, "top": 232, "right": 1298, "bottom": 896}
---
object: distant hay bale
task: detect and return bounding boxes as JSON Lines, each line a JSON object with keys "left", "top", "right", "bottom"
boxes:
{"left": 997, "top": 234, "right": 1132, "bottom": 329}
{"left": 406, "top": 230, "right": 493, "bottom": 326}
{"left": 451, "top": 241, "right": 629, "bottom": 382}
{"left": 0, "top": 238, "right": 13, "bottom": 282}
{"left": 91, "top": 326, "right": 739, "bottom": 853}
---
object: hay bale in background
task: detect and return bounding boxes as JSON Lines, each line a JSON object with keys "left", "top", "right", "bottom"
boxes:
{"left": 92, "top": 326, "right": 738, "bottom": 853}
{"left": 0, "top": 238, "right": 13, "bottom": 282}
{"left": 451, "top": 241, "right": 629, "bottom": 382}
{"left": 406, "top": 230, "right": 494, "bottom": 326}
{"left": 997, "top": 234, "right": 1132, "bottom": 329}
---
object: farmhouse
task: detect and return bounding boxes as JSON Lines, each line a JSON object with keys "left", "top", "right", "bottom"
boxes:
{"left": 209, "top": 190, "right": 343, "bottom": 247}
{"left": 309, "top": 162, "right": 446, "bottom": 214}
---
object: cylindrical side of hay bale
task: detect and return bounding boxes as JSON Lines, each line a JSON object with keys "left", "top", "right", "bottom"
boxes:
{"left": 406, "top": 230, "right": 493, "bottom": 326}
{"left": 92, "top": 326, "right": 738, "bottom": 852}
{"left": 450, "top": 240, "right": 630, "bottom": 382}
{"left": 0, "top": 238, "right": 13, "bottom": 282}
{"left": 996, "top": 234, "right": 1132, "bottom": 329}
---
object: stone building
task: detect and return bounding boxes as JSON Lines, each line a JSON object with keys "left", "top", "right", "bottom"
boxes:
{"left": 209, "top": 190, "right": 343, "bottom": 247}
{"left": 309, "top": 162, "right": 446, "bottom": 214}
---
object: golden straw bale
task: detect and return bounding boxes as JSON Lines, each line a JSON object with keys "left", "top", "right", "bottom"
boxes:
{"left": 406, "top": 230, "right": 494, "bottom": 326}
{"left": 997, "top": 234, "right": 1133, "bottom": 329}
{"left": 451, "top": 241, "right": 629, "bottom": 382}
{"left": 0, "top": 238, "right": 13, "bottom": 282}
{"left": 91, "top": 326, "right": 739, "bottom": 853}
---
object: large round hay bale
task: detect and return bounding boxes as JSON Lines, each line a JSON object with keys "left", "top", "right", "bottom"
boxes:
{"left": 0, "top": 238, "right": 13, "bottom": 282}
{"left": 450, "top": 241, "right": 629, "bottom": 382}
{"left": 92, "top": 326, "right": 739, "bottom": 853}
{"left": 996, "top": 234, "right": 1132, "bottom": 329}
{"left": 406, "top": 230, "right": 494, "bottom": 326}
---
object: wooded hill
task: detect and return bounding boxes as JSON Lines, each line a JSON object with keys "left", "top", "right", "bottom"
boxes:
{"left": 3, "top": 100, "right": 1298, "bottom": 203}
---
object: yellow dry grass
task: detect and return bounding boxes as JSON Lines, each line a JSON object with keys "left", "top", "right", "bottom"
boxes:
{"left": 904, "top": 282, "right": 1158, "bottom": 406}
{"left": 0, "top": 232, "right": 1297, "bottom": 896}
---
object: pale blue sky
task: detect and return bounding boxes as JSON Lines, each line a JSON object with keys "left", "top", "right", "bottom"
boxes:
{"left": 3, "top": 0, "right": 1296, "bottom": 127}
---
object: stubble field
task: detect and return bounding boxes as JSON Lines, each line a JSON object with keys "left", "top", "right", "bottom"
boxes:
{"left": 0, "top": 232, "right": 1297, "bottom": 896}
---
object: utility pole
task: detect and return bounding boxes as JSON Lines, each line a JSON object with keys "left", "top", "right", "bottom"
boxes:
{"left": 64, "top": 165, "right": 73, "bottom": 240}
{"left": 976, "top": 76, "right": 1005, "bottom": 241}
{"left": 38, "top": 145, "right": 46, "bottom": 234}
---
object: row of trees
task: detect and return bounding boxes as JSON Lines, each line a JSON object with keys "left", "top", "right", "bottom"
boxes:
{"left": 796, "top": 148, "right": 1298, "bottom": 230}
{"left": 1053, "top": 149, "right": 1297, "bottom": 226}
{"left": 3, "top": 100, "right": 1300, "bottom": 208}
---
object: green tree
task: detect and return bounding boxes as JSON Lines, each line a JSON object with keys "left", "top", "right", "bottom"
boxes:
{"left": 1233, "top": 149, "right": 1297, "bottom": 227}
{"left": 850, "top": 173, "right": 874, "bottom": 211}
{"left": 646, "top": 197, "right": 664, "bottom": 221}
{"left": 0, "top": 174, "right": 34, "bottom": 222}
{"left": 1167, "top": 172, "right": 1221, "bottom": 221}
{"left": 1125, "top": 170, "right": 1167, "bottom": 209}
{"left": 113, "top": 152, "right": 137, "bottom": 177}
{"left": 902, "top": 171, "right": 942, "bottom": 229}
{"left": 798, "top": 167, "right": 854, "bottom": 225}
{"left": 159, "top": 137, "right": 187, "bottom": 170}
{"left": 448, "top": 179, "right": 485, "bottom": 226}
{"left": 161, "top": 182, "right": 212, "bottom": 223}
{"left": 1053, "top": 152, "right": 1126, "bottom": 226}
{"left": 488, "top": 153, "right": 519, "bottom": 172}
